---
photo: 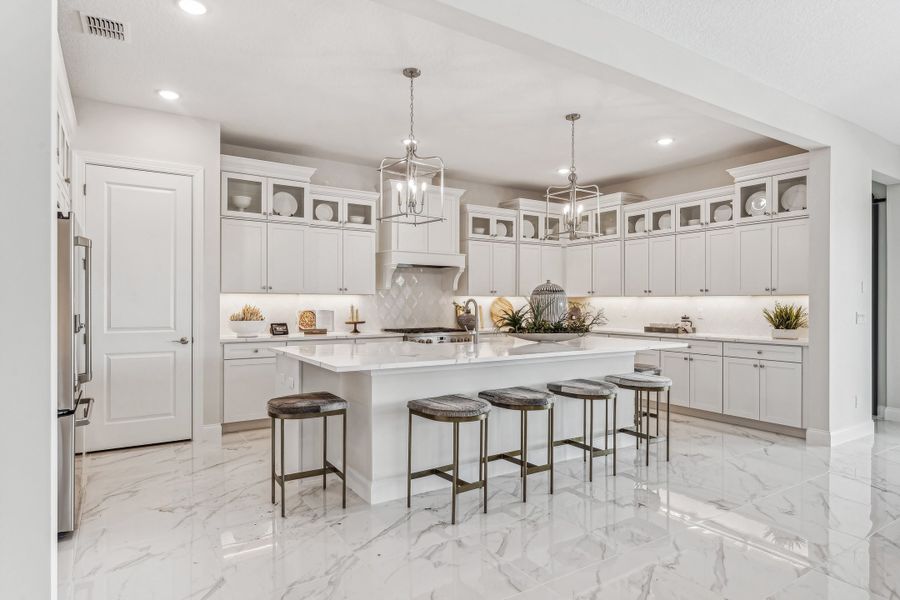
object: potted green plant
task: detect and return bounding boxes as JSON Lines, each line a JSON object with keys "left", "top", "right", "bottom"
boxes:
{"left": 495, "top": 300, "right": 607, "bottom": 342}
{"left": 762, "top": 302, "right": 808, "bottom": 340}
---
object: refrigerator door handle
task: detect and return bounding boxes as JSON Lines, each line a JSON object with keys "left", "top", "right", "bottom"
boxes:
{"left": 75, "top": 397, "right": 94, "bottom": 427}
{"left": 75, "top": 236, "right": 92, "bottom": 384}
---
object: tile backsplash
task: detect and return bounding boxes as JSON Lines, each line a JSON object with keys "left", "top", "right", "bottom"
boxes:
{"left": 220, "top": 267, "right": 456, "bottom": 334}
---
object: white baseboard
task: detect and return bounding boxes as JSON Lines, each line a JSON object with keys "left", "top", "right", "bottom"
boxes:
{"left": 195, "top": 424, "right": 222, "bottom": 444}
{"left": 806, "top": 420, "right": 875, "bottom": 446}
{"left": 883, "top": 407, "right": 900, "bottom": 423}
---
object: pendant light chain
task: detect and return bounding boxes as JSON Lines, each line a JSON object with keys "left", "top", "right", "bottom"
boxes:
{"left": 570, "top": 117, "right": 576, "bottom": 173}
{"left": 408, "top": 75, "right": 415, "bottom": 143}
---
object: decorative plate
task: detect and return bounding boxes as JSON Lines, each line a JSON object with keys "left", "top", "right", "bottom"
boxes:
{"left": 745, "top": 191, "right": 768, "bottom": 216}
{"left": 490, "top": 297, "right": 514, "bottom": 327}
{"left": 496, "top": 221, "right": 509, "bottom": 237}
{"left": 657, "top": 213, "right": 672, "bottom": 230}
{"left": 634, "top": 216, "right": 646, "bottom": 233}
{"left": 272, "top": 191, "right": 298, "bottom": 217}
{"left": 508, "top": 332, "right": 581, "bottom": 342}
{"left": 713, "top": 204, "right": 733, "bottom": 223}
{"left": 314, "top": 202, "right": 334, "bottom": 222}
{"left": 780, "top": 184, "right": 807, "bottom": 211}
{"left": 298, "top": 310, "right": 317, "bottom": 330}
{"left": 522, "top": 220, "right": 536, "bottom": 239}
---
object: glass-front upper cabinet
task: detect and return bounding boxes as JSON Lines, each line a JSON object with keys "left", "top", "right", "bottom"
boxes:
{"left": 222, "top": 172, "right": 267, "bottom": 219}
{"left": 675, "top": 200, "right": 704, "bottom": 232}
{"left": 310, "top": 194, "right": 342, "bottom": 227}
{"left": 465, "top": 210, "right": 517, "bottom": 241}
{"left": 648, "top": 206, "right": 675, "bottom": 235}
{"left": 519, "top": 211, "right": 543, "bottom": 243}
{"left": 494, "top": 214, "right": 517, "bottom": 241}
{"left": 342, "top": 197, "right": 376, "bottom": 230}
{"left": 624, "top": 208, "right": 648, "bottom": 238}
{"left": 773, "top": 170, "right": 808, "bottom": 218}
{"left": 705, "top": 195, "right": 735, "bottom": 228}
{"left": 545, "top": 213, "right": 562, "bottom": 242}
{"left": 267, "top": 178, "right": 308, "bottom": 223}
{"left": 596, "top": 205, "right": 621, "bottom": 239}
{"left": 736, "top": 176, "right": 773, "bottom": 223}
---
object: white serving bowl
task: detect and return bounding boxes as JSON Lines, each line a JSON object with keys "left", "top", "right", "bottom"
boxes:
{"left": 604, "top": 227, "right": 616, "bottom": 235}
{"left": 231, "top": 195, "right": 252, "bottom": 211}
{"left": 688, "top": 218, "right": 701, "bottom": 225}
{"left": 228, "top": 320, "right": 266, "bottom": 337}
{"left": 348, "top": 215, "right": 365, "bottom": 224}
{"left": 473, "top": 227, "right": 486, "bottom": 235}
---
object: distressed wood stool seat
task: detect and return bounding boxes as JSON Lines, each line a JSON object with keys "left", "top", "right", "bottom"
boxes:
{"left": 407, "top": 394, "right": 490, "bottom": 524}
{"left": 546, "top": 379, "right": 619, "bottom": 479}
{"left": 604, "top": 372, "right": 672, "bottom": 466}
{"left": 268, "top": 392, "right": 347, "bottom": 517}
{"left": 478, "top": 386, "right": 555, "bottom": 502}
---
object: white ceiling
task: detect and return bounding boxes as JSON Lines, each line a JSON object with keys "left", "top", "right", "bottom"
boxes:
{"left": 583, "top": 0, "right": 900, "bottom": 145}
{"left": 59, "top": 0, "right": 786, "bottom": 189}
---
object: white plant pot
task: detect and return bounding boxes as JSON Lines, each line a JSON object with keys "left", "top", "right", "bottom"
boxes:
{"left": 229, "top": 320, "right": 266, "bottom": 338}
{"left": 771, "top": 328, "right": 800, "bottom": 340}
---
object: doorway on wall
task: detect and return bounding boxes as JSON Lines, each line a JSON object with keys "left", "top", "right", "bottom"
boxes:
{"left": 873, "top": 185, "right": 887, "bottom": 418}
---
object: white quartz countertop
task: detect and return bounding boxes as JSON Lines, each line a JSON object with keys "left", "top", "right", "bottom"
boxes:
{"left": 220, "top": 332, "right": 404, "bottom": 344}
{"left": 271, "top": 336, "right": 688, "bottom": 373}
{"left": 593, "top": 328, "right": 809, "bottom": 347}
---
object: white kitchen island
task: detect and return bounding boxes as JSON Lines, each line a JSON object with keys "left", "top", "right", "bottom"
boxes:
{"left": 272, "top": 335, "right": 687, "bottom": 504}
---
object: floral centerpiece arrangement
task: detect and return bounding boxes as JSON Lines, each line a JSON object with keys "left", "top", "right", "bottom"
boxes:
{"left": 228, "top": 304, "right": 266, "bottom": 337}
{"left": 762, "top": 302, "right": 808, "bottom": 340}
{"left": 495, "top": 300, "right": 607, "bottom": 342}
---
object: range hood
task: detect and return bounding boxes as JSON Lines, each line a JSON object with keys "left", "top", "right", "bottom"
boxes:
{"left": 376, "top": 250, "right": 466, "bottom": 291}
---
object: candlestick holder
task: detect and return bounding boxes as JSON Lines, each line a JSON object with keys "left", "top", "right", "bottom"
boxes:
{"left": 345, "top": 320, "right": 366, "bottom": 334}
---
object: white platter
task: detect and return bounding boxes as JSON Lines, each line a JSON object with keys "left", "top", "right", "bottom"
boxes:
{"left": 314, "top": 202, "right": 334, "bottom": 222}
{"left": 496, "top": 221, "right": 509, "bottom": 237}
{"left": 522, "top": 220, "right": 536, "bottom": 239}
{"left": 272, "top": 191, "right": 298, "bottom": 217}
{"left": 634, "top": 216, "right": 646, "bottom": 233}
{"left": 745, "top": 191, "right": 768, "bottom": 216}
{"left": 657, "top": 213, "right": 672, "bottom": 230}
{"left": 780, "top": 184, "right": 807, "bottom": 211}
{"left": 713, "top": 205, "right": 733, "bottom": 223}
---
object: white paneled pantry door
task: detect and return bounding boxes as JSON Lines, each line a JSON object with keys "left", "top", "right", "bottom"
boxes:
{"left": 83, "top": 165, "right": 193, "bottom": 451}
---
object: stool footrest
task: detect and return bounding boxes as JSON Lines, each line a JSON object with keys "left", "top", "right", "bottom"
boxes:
{"left": 410, "top": 466, "right": 485, "bottom": 493}
{"left": 617, "top": 427, "right": 660, "bottom": 442}
{"left": 487, "top": 450, "right": 551, "bottom": 475}
{"left": 555, "top": 437, "right": 614, "bottom": 458}
{"left": 276, "top": 462, "right": 343, "bottom": 486}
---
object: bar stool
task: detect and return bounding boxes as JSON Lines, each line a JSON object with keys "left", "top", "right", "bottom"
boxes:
{"left": 407, "top": 394, "right": 490, "bottom": 524}
{"left": 604, "top": 373, "right": 672, "bottom": 466}
{"left": 268, "top": 392, "right": 347, "bottom": 517}
{"left": 478, "top": 386, "right": 554, "bottom": 502}
{"left": 546, "top": 379, "right": 619, "bottom": 479}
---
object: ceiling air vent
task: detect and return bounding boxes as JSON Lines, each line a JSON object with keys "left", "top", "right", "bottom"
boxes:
{"left": 79, "top": 13, "right": 129, "bottom": 42}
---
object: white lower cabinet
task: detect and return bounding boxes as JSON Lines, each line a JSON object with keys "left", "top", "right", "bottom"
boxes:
{"left": 723, "top": 356, "right": 802, "bottom": 427}
{"left": 661, "top": 351, "right": 691, "bottom": 407}
{"left": 223, "top": 358, "right": 277, "bottom": 423}
{"left": 464, "top": 240, "right": 516, "bottom": 296}
{"left": 760, "top": 360, "right": 802, "bottom": 427}
{"left": 661, "top": 351, "right": 722, "bottom": 412}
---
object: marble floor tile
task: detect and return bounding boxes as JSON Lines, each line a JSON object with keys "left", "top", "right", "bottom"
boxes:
{"left": 59, "top": 415, "right": 900, "bottom": 600}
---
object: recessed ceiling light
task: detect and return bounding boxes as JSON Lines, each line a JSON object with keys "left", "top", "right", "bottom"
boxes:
{"left": 657, "top": 137, "right": 674, "bottom": 146}
{"left": 177, "top": 0, "right": 207, "bottom": 15}
{"left": 557, "top": 167, "right": 570, "bottom": 175}
{"left": 157, "top": 89, "right": 180, "bottom": 100}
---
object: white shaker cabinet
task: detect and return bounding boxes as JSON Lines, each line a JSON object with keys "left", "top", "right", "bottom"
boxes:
{"left": 676, "top": 232, "right": 706, "bottom": 296}
{"left": 491, "top": 242, "right": 518, "bottom": 296}
{"left": 624, "top": 239, "right": 650, "bottom": 296}
{"left": 223, "top": 358, "right": 278, "bottom": 422}
{"left": 342, "top": 230, "right": 376, "bottom": 294}
{"left": 266, "top": 223, "right": 304, "bottom": 294}
{"left": 221, "top": 219, "right": 267, "bottom": 293}
{"left": 723, "top": 357, "right": 760, "bottom": 420}
{"left": 518, "top": 244, "right": 544, "bottom": 296}
{"left": 464, "top": 240, "right": 515, "bottom": 296}
{"left": 690, "top": 354, "right": 723, "bottom": 413}
{"left": 303, "top": 227, "right": 343, "bottom": 294}
{"left": 737, "top": 223, "right": 772, "bottom": 295}
{"left": 542, "top": 245, "right": 565, "bottom": 289}
{"left": 648, "top": 236, "right": 676, "bottom": 296}
{"left": 661, "top": 352, "right": 691, "bottom": 407}
{"left": 592, "top": 240, "right": 622, "bottom": 297}
{"left": 760, "top": 360, "right": 802, "bottom": 427}
{"left": 565, "top": 244, "right": 593, "bottom": 296}
{"left": 706, "top": 228, "right": 738, "bottom": 295}
{"left": 465, "top": 241, "right": 493, "bottom": 295}
{"left": 772, "top": 219, "right": 809, "bottom": 295}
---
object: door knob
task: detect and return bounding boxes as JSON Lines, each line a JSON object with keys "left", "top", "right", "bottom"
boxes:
{"left": 172, "top": 337, "right": 190, "bottom": 345}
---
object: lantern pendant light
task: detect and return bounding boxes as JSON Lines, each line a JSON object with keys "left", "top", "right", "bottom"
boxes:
{"left": 378, "top": 67, "right": 445, "bottom": 226}
{"left": 545, "top": 113, "right": 602, "bottom": 241}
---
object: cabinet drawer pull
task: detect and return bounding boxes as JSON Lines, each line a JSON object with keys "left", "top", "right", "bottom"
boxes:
{"left": 756, "top": 350, "right": 762, "bottom": 355}
{"left": 765, "top": 287, "right": 771, "bottom": 292}
{"left": 683, "top": 356, "right": 688, "bottom": 361}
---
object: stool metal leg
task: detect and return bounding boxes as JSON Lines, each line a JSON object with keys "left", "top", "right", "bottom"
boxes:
{"left": 452, "top": 421, "right": 460, "bottom": 524}
{"left": 604, "top": 400, "right": 609, "bottom": 451}
{"left": 612, "top": 398, "right": 617, "bottom": 476}
{"left": 280, "top": 418, "right": 286, "bottom": 518}
{"left": 589, "top": 399, "right": 594, "bottom": 482}
{"left": 483, "top": 415, "right": 489, "bottom": 513}
{"left": 522, "top": 410, "right": 528, "bottom": 502}
{"left": 582, "top": 400, "right": 587, "bottom": 462}
{"left": 635, "top": 393, "right": 641, "bottom": 449}
{"left": 645, "top": 391, "right": 650, "bottom": 467}
{"left": 548, "top": 406, "right": 554, "bottom": 494}
{"left": 655, "top": 390, "right": 660, "bottom": 437}
{"left": 341, "top": 410, "right": 347, "bottom": 508}
{"left": 407, "top": 411, "right": 412, "bottom": 508}
{"left": 322, "top": 415, "right": 328, "bottom": 490}
{"left": 666, "top": 389, "right": 670, "bottom": 462}
{"left": 479, "top": 418, "right": 485, "bottom": 509}
{"left": 270, "top": 418, "right": 276, "bottom": 504}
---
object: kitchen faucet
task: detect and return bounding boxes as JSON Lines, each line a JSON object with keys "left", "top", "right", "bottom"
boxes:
{"left": 463, "top": 298, "right": 480, "bottom": 344}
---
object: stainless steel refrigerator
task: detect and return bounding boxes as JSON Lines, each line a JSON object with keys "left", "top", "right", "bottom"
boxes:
{"left": 57, "top": 213, "right": 93, "bottom": 535}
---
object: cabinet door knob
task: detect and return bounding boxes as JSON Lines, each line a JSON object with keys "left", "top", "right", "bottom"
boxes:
{"left": 260, "top": 286, "right": 266, "bottom": 290}
{"left": 765, "top": 287, "right": 771, "bottom": 292}
{"left": 760, "top": 364, "right": 765, "bottom": 369}
{"left": 771, "top": 288, "right": 777, "bottom": 292}
{"left": 753, "top": 363, "right": 758, "bottom": 368}
{"left": 756, "top": 350, "right": 762, "bottom": 355}
{"left": 683, "top": 356, "right": 687, "bottom": 361}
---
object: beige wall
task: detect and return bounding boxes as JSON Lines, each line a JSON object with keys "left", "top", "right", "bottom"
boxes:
{"left": 74, "top": 98, "right": 223, "bottom": 426}
{"left": 598, "top": 144, "right": 804, "bottom": 198}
